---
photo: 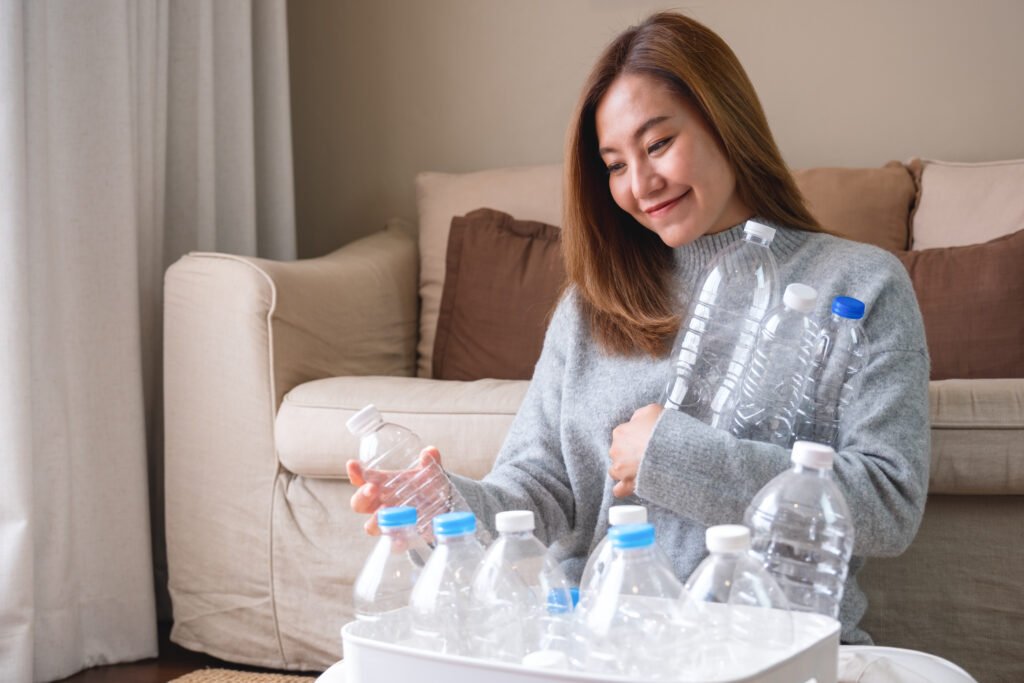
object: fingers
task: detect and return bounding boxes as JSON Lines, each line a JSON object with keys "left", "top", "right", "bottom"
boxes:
{"left": 350, "top": 481, "right": 380, "bottom": 514}
{"left": 612, "top": 477, "right": 635, "bottom": 498}
{"left": 419, "top": 445, "right": 442, "bottom": 467}
{"left": 363, "top": 514, "right": 381, "bottom": 536}
{"left": 346, "top": 459, "right": 366, "bottom": 487}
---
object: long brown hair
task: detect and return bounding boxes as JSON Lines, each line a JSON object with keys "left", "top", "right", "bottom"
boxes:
{"left": 563, "top": 11, "right": 823, "bottom": 357}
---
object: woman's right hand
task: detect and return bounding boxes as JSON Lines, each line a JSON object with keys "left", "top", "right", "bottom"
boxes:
{"left": 346, "top": 446, "right": 444, "bottom": 536}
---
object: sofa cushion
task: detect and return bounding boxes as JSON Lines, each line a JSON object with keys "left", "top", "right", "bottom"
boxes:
{"left": 894, "top": 228, "right": 1024, "bottom": 380}
{"left": 791, "top": 162, "right": 915, "bottom": 251}
{"left": 275, "top": 375, "right": 529, "bottom": 480}
{"left": 433, "top": 208, "right": 565, "bottom": 381}
{"left": 910, "top": 158, "right": 1024, "bottom": 249}
{"left": 416, "top": 165, "right": 563, "bottom": 378}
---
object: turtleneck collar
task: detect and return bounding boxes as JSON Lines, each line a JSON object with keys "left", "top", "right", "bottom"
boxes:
{"left": 672, "top": 217, "right": 809, "bottom": 278}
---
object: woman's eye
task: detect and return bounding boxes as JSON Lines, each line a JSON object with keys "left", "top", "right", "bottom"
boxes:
{"left": 606, "top": 162, "right": 625, "bottom": 175}
{"left": 648, "top": 138, "right": 672, "bottom": 154}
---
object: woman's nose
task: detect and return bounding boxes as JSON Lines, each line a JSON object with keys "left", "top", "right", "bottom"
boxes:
{"left": 631, "top": 161, "right": 663, "bottom": 200}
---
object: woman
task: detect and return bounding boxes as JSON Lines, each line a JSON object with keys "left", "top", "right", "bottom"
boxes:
{"left": 349, "top": 11, "right": 929, "bottom": 644}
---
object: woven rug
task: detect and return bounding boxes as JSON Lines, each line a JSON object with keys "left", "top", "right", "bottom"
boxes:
{"left": 169, "top": 668, "right": 317, "bottom": 683}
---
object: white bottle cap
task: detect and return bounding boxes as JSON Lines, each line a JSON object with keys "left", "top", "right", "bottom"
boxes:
{"left": 791, "top": 441, "right": 836, "bottom": 470}
{"left": 706, "top": 524, "right": 751, "bottom": 553}
{"left": 496, "top": 510, "right": 535, "bottom": 533}
{"left": 743, "top": 219, "right": 776, "bottom": 242}
{"left": 522, "top": 649, "right": 570, "bottom": 670}
{"left": 608, "top": 505, "right": 647, "bottom": 526}
{"left": 783, "top": 283, "right": 818, "bottom": 313}
{"left": 345, "top": 404, "right": 382, "bottom": 437}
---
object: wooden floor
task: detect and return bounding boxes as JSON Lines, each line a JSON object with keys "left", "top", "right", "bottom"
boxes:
{"left": 53, "top": 621, "right": 320, "bottom": 683}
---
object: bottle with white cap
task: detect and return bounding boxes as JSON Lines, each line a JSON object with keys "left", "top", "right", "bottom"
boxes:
{"left": 408, "top": 511, "right": 486, "bottom": 655}
{"left": 571, "top": 523, "right": 692, "bottom": 680}
{"left": 352, "top": 506, "right": 432, "bottom": 643}
{"left": 743, "top": 441, "right": 855, "bottom": 619}
{"left": 578, "top": 505, "right": 656, "bottom": 610}
{"left": 680, "top": 525, "right": 793, "bottom": 679}
{"left": 469, "top": 510, "right": 573, "bottom": 664}
{"left": 730, "top": 282, "right": 820, "bottom": 446}
{"left": 346, "top": 404, "right": 473, "bottom": 543}
{"left": 664, "top": 219, "right": 780, "bottom": 429}
{"left": 793, "top": 295, "right": 870, "bottom": 448}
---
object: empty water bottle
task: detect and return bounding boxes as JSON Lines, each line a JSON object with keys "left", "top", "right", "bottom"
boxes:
{"left": 793, "top": 296, "right": 869, "bottom": 448}
{"left": 731, "top": 283, "right": 819, "bottom": 446}
{"left": 352, "top": 506, "right": 432, "bottom": 643}
{"left": 346, "top": 404, "right": 472, "bottom": 542}
{"left": 578, "top": 505, "right": 652, "bottom": 609}
{"left": 744, "top": 441, "right": 854, "bottom": 619}
{"left": 664, "top": 220, "right": 780, "bottom": 429}
{"left": 408, "top": 511, "right": 486, "bottom": 655}
{"left": 681, "top": 525, "right": 793, "bottom": 678}
{"left": 470, "top": 510, "right": 573, "bottom": 663}
{"left": 571, "top": 523, "right": 692, "bottom": 680}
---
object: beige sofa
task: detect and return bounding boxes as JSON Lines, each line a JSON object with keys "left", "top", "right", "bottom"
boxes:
{"left": 164, "top": 160, "right": 1024, "bottom": 681}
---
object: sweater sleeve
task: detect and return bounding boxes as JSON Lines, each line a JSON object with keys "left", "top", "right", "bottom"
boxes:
{"left": 449, "top": 293, "right": 578, "bottom": 545}
{"left": 636, "top": 254, "right": 931, "bottom": 558}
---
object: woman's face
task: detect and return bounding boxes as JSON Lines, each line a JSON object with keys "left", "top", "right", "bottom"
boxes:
{"left": 595, "top": 72, "right": 751, "bottom": 248}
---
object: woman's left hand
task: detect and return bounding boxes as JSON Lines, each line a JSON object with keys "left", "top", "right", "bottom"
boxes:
{"left": 609, "top": 403, "right": 663, "bottom": 498}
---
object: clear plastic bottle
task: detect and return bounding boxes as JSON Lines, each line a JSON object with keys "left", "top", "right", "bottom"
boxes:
{"left": 743, "top": 441, "right": 855, "bottom": 619}
{"left": 408, "top": 511, "right": 486, "bottom": 655}
{"left": 351, "top": 506, "right": 432, "bottom": 643}
{"left": 577, "top": 505, "right": 649, "bottom": 610}
{"left": 792, "top": 296, "right": 870, "bottom": 448}
{"left": 346, "top": 404, "right": 472, "bottom": 542}
{"left": 664, "top": 220, "right": 780, "bottom": 429}
{"left": 469, "top": 510, "right": 573, "bottom": 664}
{"left": 681, "top": 525, "right": 793, "bottom": 678}
{"left": 730, "top": 283, "right": 819, "bottom": 446}
{"left": 571, "top": 523, "right": 691, "bottom": 680}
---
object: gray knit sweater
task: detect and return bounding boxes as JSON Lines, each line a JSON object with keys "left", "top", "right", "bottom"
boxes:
{"left": 450, "top": 222, "right": 930, "bottom": 644}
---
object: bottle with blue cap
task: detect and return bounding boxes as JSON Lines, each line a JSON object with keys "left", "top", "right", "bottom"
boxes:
{"left": 570, "top": 523, "right": 692, "bottom": 680}
{"left": 680, "top": 525, "right": 793, "bottom": 678}
{"left": 663, "top": 219, "right": 780, "bottom": 430}
{"left": 578, "top": 505, "right": 669, "bottom": 611}
{"left": 352, "top": 506, "right": 432, "bottom": 643}
{"left": 730, "top": 282, "right": 820, "bottom": 446}
{"left": 792, "top": 295, "right": 870, "bottom": 447}
{"left": 408, "top": 511, "right": 486, "bottom": 655}
{"left": 743, "top": 441, "right": 855, "bottom": 619}
{"left": 469, "top": 510, "right": 574, "bottom": 665}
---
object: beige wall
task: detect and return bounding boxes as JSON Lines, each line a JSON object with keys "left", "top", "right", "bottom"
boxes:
{"left": 288, "top": 0, "right": 1024, "bottom": 258}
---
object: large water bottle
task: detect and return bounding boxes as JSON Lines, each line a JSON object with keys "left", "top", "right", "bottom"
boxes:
{"left": 577, "top": 505, "right": 649, "bottom": 610}
{"left": 664, "top": 220, "right": 780, "bottom": 429}
{"left": 743, "top": 441, "right": 854, "bottom": 619}
{"left": 681, "top": 525, "right": 793, "bottom": 678}
{"left": 571, "top": 523, "right": 691, "bottom": 680}
{"left": 346, "top": 404, "right": 472, "bottom": 542}
{"left": 730, "top": 283, "right": 819, "bottom": 446}
{"left": 408, "top": 511, "right": 486, "bottom": 655}
{"left": 351, "top": 506, "right": 432, "bottom": 643}
{"left": 470, "top": 510, "right": 573, "bottom": 664}
{"left": 792, "top": 296, "right": 869, "bottom": 448}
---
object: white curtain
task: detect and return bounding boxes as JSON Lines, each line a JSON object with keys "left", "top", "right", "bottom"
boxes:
{"left": 0, "top": 1, "right": 296, "bottom": 680}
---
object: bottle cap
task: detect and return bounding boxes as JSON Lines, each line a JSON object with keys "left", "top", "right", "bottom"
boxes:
{"left": 791, "top": 440, "right": 836, "bottom": 470}
{"left": 545, "top": 587, "right": 573, "bottom": 615}
{"left": 377, "top": 506, "right": 417, "bottom": 529}
{"left": 346, "top": 404, "right": 383, "bottom": 437}
{"left": 783, "top": 283, "right": 818, "bottom": 313}
{"left": 432, "top": 511, "right": 476, "bottom": 537}
{"left": 496, "top": 510, "right": 535, "bottom": 533}
{"left": 743, "top": 219, "right": 776, "bottom": 242}
{"left": 706, "top": 524, "right": 751, "bottom": 553}
{"left": 831, "top": 296, "right": 865, "bottom": 320}
{"left": 522, "top": 649, "right": 569, "bottom": 670}
{"left": 609, "top": 522, "right": 656, "bottom": 549}
{"left": 608, "top": 505, "right": 647, "bottom": 526}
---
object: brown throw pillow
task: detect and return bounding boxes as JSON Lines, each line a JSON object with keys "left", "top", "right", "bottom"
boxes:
{"left": 894, "top": 229, "right": 1024, "bottom": 380}
{"left": 794, "top": 161, "right": 916, "bottom": 251}
{"left": 432, "top": 208, "right": 565, "bottom": 381}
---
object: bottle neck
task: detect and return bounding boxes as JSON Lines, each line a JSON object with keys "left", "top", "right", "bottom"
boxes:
{"left": 745, "top": 233, "right": 773, "bottom": 248}
{"left": 793, "top": 463, "right": 831, "bottom": 477}
{"left": 436, "top": 532, "right": 476, "bottom": 547}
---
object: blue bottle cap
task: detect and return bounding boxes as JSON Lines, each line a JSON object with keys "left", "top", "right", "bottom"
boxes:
{"left": 432, "top": 511, "right": 476, "bottom": 537}
{"left": 569, "top": 586, "right": 580, "bottom": 608}
{"left": 377, "top": 506, "right": 417, "bottom": 529}
{"left": 609, "top": 522, "right": 656, "bottom": 549}
{"left": 831, "top": 296, "right": 865, "bottom": 320}
{"left": 545, "top": 588, "right": 574, "bottom": 615}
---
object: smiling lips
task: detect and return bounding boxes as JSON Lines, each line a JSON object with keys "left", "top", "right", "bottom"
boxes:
{"left": 643, "top": 190, "right": 690, "bottom": 216}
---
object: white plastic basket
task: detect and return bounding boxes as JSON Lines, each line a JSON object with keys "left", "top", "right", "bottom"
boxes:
{"left": 341, "top": 609, "right": 839, "bottom": 683}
